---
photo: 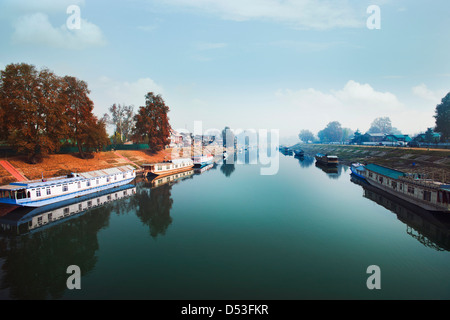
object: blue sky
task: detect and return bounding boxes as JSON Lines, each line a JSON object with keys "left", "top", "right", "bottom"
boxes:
{"left": 1, "top": 0, "right": 449, "bottom": 143}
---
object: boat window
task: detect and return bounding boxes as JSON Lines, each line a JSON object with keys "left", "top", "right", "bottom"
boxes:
{"left": 47, "top": 188, "right": 51, "bottom": 195}
{"left": 407, "top": 186, "right": 414, "bottom": 194}
{"left": 48, "top": 213, "right": 52, "bottom": 221}
{"left": 63, "top": 184, "right": 68, "bottom": 192}
{"left": 114, "top": 175, "right": 117, "bottom": 180}
{"left": 423, "top": 191, "right": 431, "bottom": 202}
{"left": 87, "top": 180, "right": 91, "bottom": 187}
{"left": 78, "top": 182, "right": 81, "bottom": 188}
{"left": 87, "top": 201, "right": 92, "bottom": 208}
{"left": 96, "top": 179, "right": 99, "bottom": 185}
{"left": 107, "top": 176, "right": 110, "bottom": 183}
{"left": 391, "top": 181, "right": 397, "bottom": 189}
{"left": 79, "top": 204, "right": 82, "bottom": 211}
{"left": 36, "top": 189, "right": 41, "bottom": 197}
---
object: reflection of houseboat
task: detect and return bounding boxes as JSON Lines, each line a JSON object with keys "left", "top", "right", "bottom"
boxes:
{"left": 0, "top": 165, "right": 136, "bottom": 207}
{"left": 315, "top": 162, "right": 338, "bottom": 174}
{"left": 192, "top": 154, "right": 214, "bottom": 167}
{"left": 0, "top": 184, "right": 136, "bottom": 236}
{"left": 350, "top": 163, "right": 366, "bottom": 180}
{"left": 315, "top": 153, "right": 338, "bottom": 166}
{"left": 351, "top": 176, "right": 450, "bottom": 251}
{"left": 194, "top": 163, "right": 214, "bottom": 175}
{"left": 142, "top": 158, "right": 194, "bottom": 177}
{"left": 362, "top": 163, "right": 450, "bottom": 213}
{"left": 279, "top": 146, "right": 293, "bottom": 156}
{"left": 147, "top": 170, "right": 194, "bottom": 189}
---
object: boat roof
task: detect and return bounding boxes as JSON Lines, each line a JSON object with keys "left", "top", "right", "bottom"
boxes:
{"left": 0, "top": 165, "right": 135, "bottom": 190}
{"left": 364, "top": 164, "right": 406, "bottom": 179}
{"left": 143, "top": 158, "right": 192, "bottom": 166}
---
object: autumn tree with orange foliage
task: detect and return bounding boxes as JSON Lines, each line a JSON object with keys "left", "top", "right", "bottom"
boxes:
{"left": 0, "top": 63, "right": 109, "bottom": 163}
{"left": 132, "top": 92, "right": 172, "bottom": 151}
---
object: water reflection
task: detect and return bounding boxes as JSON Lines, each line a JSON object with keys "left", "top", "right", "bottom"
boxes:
{"left": 296, "top": 155, "right": 314, "bottom": 168}
{"left": 351, "top": 176, "right": 450, "bottom": 251}
{"left": 0, "top": 185, "right": 136, "bottom": 299}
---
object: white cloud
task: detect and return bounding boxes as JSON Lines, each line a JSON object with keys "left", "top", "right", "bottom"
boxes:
{"left": 412, "top": 84, "right": 442, "bottom": 102}
{"left": 275, "top": 80, "right": 406, "bottom": 133}
{"left": 158, "top": 0, "right": 365, "bottom": 29}
{"left": 90, "top": 77, "right": 165, "bottom": 117}
{"left": 11, "top": 12, "right": 106, "bottom": 49}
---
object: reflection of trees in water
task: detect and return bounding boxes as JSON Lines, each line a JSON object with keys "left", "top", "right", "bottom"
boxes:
{"left": 0, "top": 205, "right": 111, "bottom": 300}
{"left": 220, "top": 164, "right": 235, "bottom": 177}
{"left": 132, "top": 184, "right": 173, "bottom": 238}
{"left": 296, "top": 155, "right": 314, "bottom": 168}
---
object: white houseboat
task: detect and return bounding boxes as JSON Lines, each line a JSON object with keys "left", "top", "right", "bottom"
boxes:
{"left": 192, "top": 154, "right": 214, "bottom": 167}
{"left": 0, "top": 184, "right": 136, "bottom": 236}
{"left": 362, "top": 163, "right": 450, "bottom": 213}
{"left": 0, "top": 165, "right": 136, "bottom": 207}
{"left": 142, "top": 158, "right": 194, "bottom": 177}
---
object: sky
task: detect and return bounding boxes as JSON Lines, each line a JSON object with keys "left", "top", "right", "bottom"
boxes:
{"left": 0, "top": 0, "right": 449, "bottom": 144}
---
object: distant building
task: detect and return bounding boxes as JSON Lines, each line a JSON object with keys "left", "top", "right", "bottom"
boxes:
{"left": 414, "top": 132, "right": 441, "bottom": 143}
{"left": 362, "top": 133, "right": 386, "bottom": 143}
{"left": 168, "top": 130, "right": 183, "bottom": 148}
{"left": 383, "top": 134, "right": 412, "bottom": 144}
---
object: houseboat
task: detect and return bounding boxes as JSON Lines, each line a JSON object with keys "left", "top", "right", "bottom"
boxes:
{"left": 0, "top": 165, "right": 136, "bottom": 208}
{"left": 350, "top": 163, "right": 366, "bottom": 180}
{"left": 315, "top": 153, "right": 339, "bottom": 166}
{"left": 0, "top": 184, "right": 136, "bottom": 236}
{"left": 192, "top": 154, "right": 214, "bottom": 167}
{"left": 147, "top": 169, "right": 194, "bottom": 189}
{"left": 142, "top": 158, "right": 194, "bottom": 177}
{"left": 362, "top": 163, "right": 450, "bottom": 213}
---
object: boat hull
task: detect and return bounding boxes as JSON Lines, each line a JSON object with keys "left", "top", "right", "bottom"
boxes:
{"left": 146, "top": 165, "right": 194, "bottom": 177}
{"left": 0, "top": 177, "right": 136, "bottom": 208}
{"left": 365, "top": 178, "right": 449, "bottom": 213}
{"left": 350, "top": 166, "right": 366, "bottom": 180}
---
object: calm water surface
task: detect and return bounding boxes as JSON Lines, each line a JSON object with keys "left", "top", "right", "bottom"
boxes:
{"left": 0, "top": 151, "right": 449, "bottom": 300}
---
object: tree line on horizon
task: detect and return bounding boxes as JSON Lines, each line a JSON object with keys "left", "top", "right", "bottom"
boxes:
{"left": 0, "top": 63, "right": 172, "bottom": 163}
{"left": 298, "top": 93, "right": 450, "bottom": 144}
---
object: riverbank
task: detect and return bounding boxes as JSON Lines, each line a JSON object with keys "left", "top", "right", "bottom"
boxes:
{"left": 0, "top": 145, "right": 227, "bottom": 185}
{"left": 293, "top": 143, "right": 450, "bottom": 182}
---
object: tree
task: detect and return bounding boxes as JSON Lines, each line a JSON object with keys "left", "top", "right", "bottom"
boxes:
{"left": 342, "top": 128, "right": 354, "bottom": 142}
{"left": 0, "top": 63, "right": 69, "bottom": 163}
{"left": 298, "top": 130, "right": 314, "bottom": 143}
{"left": 104, "top": 104, "right": 135, "bottom": 143}
{"left": 62, "top": 76, "right": 106, "bottom": 158}
{"left": 132, "top": 92, "right": 171, "bottom": 151}
{"left": 434, "top": 92, "right": 450, "bottom": 141}
{"left": 368, "top": 117, "right": 392, "bottom": 134}
{"left": 318, "top": 121, "right": 343, "bottom": 143}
